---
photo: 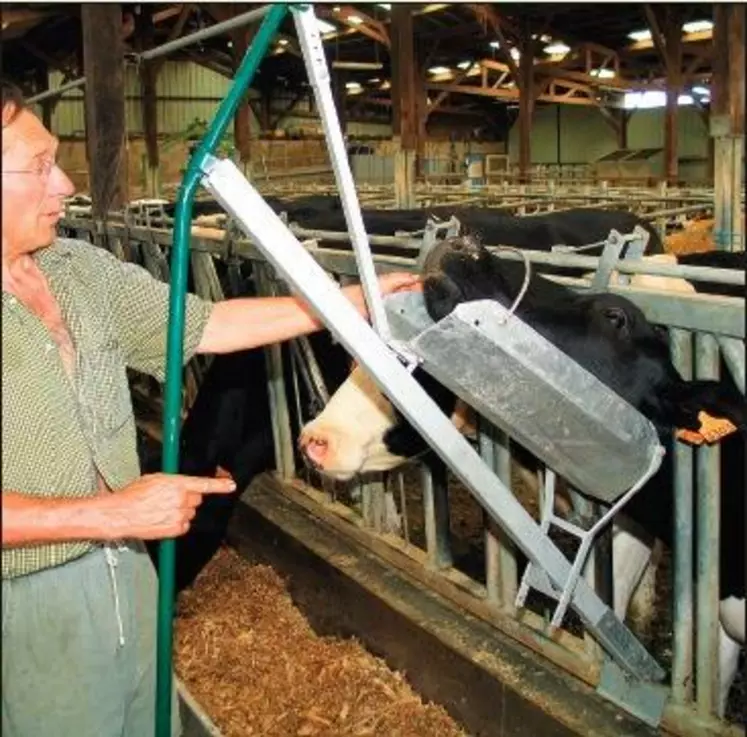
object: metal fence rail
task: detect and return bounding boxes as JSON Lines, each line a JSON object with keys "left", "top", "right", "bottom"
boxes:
{"left": 60, "top": 213, "right": 745, "bottom": 737}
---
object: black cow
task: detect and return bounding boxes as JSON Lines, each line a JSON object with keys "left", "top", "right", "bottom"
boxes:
{"left": 299, "top": 238, "right": 745, "bottom": 716}
{"left": 295, "top": 205, "right": 663, "bottom": 255}
{"left": 161, "top": 192, "right": 664, "bottom": 258}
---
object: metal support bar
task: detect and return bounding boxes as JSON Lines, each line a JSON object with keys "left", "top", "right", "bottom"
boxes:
{"left": 717, "top": 335, "right": 746, "bottom": 394}
{"left": 139, "top": 5, "right": 272, "bottom": 61}
{"left": 420, "top": 459, "right": 453, "bottom": 570}
{"left": 670, "top": 328, "right": 695, "bottom": 703}
{"left": 27, "top": 76, "right": 86, "bottom": 104}
{"left": 154, "top": 7, "right": 288, "bottom": 737}
{"left": 478, "top": 418, "right": 517, "bottom": 613}
{"left": 694, "top": 333, "right": 721, "bottom": 716}
{"left": 27, "top": 5, "right": 273, "bottom": 105}
{"left": 293, "top": 5, "right": 391, "bottom": 339}
{"left": 255, "top": 262, "right": 296, "bottom": 480}
{"left": 516, "top": 444, "right": 662, "bottom": 632}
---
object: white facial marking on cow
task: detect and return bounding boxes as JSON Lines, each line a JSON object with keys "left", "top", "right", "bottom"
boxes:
{"left": 299, "top": 364, "right": 406, "bottom": 480}
{"left": 300, "top": 368, "right": 480, "bottom": 480}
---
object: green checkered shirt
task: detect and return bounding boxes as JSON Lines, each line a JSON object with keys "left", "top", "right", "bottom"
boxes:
{"left": 2, "top": 238, "right": 215, "bottom": 579}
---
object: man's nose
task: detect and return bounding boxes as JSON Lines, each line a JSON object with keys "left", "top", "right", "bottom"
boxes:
{"left": 48, "top": 163, "right": 76, "bottom": 198}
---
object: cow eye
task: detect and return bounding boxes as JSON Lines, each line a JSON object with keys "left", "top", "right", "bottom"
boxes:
{"left": 604, "top": 307, "right": 629, "bottom": 332}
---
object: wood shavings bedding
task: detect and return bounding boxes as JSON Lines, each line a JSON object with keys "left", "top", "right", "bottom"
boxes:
{"left": 175, "top": 546, "right": 468, "bottom": 737}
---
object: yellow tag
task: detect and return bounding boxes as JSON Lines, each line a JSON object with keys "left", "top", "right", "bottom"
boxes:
{"left": 676, "top": 411, "right": 737, "bottom": 446}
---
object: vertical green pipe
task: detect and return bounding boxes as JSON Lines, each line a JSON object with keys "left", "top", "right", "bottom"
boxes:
{"left": 156, "top": 6, "right": 289, "bottom": 736}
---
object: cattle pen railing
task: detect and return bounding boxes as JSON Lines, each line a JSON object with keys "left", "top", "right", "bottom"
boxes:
{"left": 59, "top": 212, "right": 744, "bottom": 737}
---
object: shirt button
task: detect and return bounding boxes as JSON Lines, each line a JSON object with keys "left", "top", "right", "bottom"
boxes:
{"left": 45, "top": 343, "right": 54, "bottom": 353}
{"left": 8, "top": 296, "right": 17, "bottom": 306}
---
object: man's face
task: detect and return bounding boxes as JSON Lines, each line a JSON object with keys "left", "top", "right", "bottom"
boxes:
{"left": 1, "top": 108, "right": 75, "bottom": 259}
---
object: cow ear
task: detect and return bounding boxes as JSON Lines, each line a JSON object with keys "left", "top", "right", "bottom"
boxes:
{"left": 603, "top": 306, "right": 630, "bottom": 334}
{"left": 668, "top": 379, "right": 747, "bottom": 432}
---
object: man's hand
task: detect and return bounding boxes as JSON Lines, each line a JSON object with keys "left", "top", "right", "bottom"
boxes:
{"left": 376, "top": 271, "right": 422, "bottom": 296}
{"left": 344, "top": 272, "right": 422, "bottom": 319}
{"left": 102, "top": 473, "right": 237, "bottom": 540}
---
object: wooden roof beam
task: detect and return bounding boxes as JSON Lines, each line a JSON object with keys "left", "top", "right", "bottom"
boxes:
{"left": 150, "top": 4, "right": 195, "bottom": 75}
{"left": 465, "top": 4, "right": 521, "bottom": 82}
{"left": 626, "top": 28, "right": 712, "bottom": 53}
{"left": 643, "top": 5, "right": 670, "bottom": 71}
{"left": 426, "top": 81, "right": 614, "bottom": 107}
{"left": 538, "top": 66, "right": 633, "bottom": 92}
{"left": 1, "top": 8, "right": 56, "bottom": 28}
{"left": 319, "top": 6, "right": 390, "bottom": 47}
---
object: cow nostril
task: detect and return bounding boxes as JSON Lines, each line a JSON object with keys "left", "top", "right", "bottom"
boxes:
{"left": 301, "top": 435, "right": 329, "bottom": 463}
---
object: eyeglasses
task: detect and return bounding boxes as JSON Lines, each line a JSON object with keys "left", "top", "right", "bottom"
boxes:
{"left": 2, "top": 158, "right": 58, "bottom": 178}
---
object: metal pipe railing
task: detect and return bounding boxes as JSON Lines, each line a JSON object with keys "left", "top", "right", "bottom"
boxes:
{"left": 139, "top": 5, "right": 272, "bottom": 61}
{"left": 27, "top": 76, "right": 86, "bottom": 104}
{"left": 670, "top": 329, "right": 695, "bottom": 704}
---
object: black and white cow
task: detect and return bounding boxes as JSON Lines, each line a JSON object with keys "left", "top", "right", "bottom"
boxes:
{"left": 299, "top": 240, "right": 745, "bottom": 716}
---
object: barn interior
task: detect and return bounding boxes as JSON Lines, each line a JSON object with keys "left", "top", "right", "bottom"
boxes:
{"left": 2, "top": 3, "right": 744, "bottom": 737}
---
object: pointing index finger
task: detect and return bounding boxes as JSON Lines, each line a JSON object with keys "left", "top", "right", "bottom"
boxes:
{"left": 179, "top": 475, "right": 237, "bottom": 494}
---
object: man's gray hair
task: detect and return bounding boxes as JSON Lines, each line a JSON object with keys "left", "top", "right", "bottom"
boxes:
{"left": 1, "top": 79, "right": 26, "bottom": 128}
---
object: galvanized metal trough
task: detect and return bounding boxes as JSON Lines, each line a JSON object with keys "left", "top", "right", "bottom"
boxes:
{"left": 384, "top": 291, "right": 665, "bottom": 504}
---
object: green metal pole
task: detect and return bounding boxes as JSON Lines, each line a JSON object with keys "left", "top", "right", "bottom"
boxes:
{"left": 156, "top": 6, "right": 289, "bottom": 736}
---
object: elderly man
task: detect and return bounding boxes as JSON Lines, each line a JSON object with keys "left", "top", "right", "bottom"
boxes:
{"left": 1, "top": 80, "right": 419, "bottom": 737}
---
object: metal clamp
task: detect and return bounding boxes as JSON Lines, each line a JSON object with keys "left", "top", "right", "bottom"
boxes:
{"left": 416, "top": 216, "right": 462, "bottom": 272}
{"left": 515, "top": 444, "right": 664, "bottom": 631}
{"left": 387, "top": 338, "right": 422, "bottom": 375}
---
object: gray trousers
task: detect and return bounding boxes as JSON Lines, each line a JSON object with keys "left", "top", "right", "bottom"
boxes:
{"left": 2, "top": 542, "right": 181, "bottom": 737}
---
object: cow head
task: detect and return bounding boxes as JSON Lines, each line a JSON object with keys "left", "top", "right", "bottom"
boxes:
{"left": 298, "top": 358, "right": 474, "bottom": 480}
{"left": 423, "top": 237, "right": 747, "bottom": 436}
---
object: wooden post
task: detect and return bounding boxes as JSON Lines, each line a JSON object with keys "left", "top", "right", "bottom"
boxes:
{"left": 140, "top": 63, "right": 159, "bottom": 197}
{"left": 664, "top": 16, "right": 683, "bottom": 185}
{"left": 135, "top": 7, "right": 160, "bottom": 198}
{"left": 517, "top": 31, "right": 537, "bottom": 184}
{"left": 81, "top": 3, "right": 128, "bottom": 216}
{"left": 413, "top": 52, "right": 428, "bottom": 181}
{"left": 390, "top": 5, "right": 417, "bottom": 208}
{"left": 712, "top": 5, "right": 745, "bottom": 252}
{"left": 599, "top": 108, "right": 631, "bottom": 151}
{"left": 203, "top": 4, "right": 257, "bottom": 167}
{"left": 618, "top": 110, "right": 630, "bottom": 150}
{"left": 231, "top": 22, "right": 255, "bottom": 168}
